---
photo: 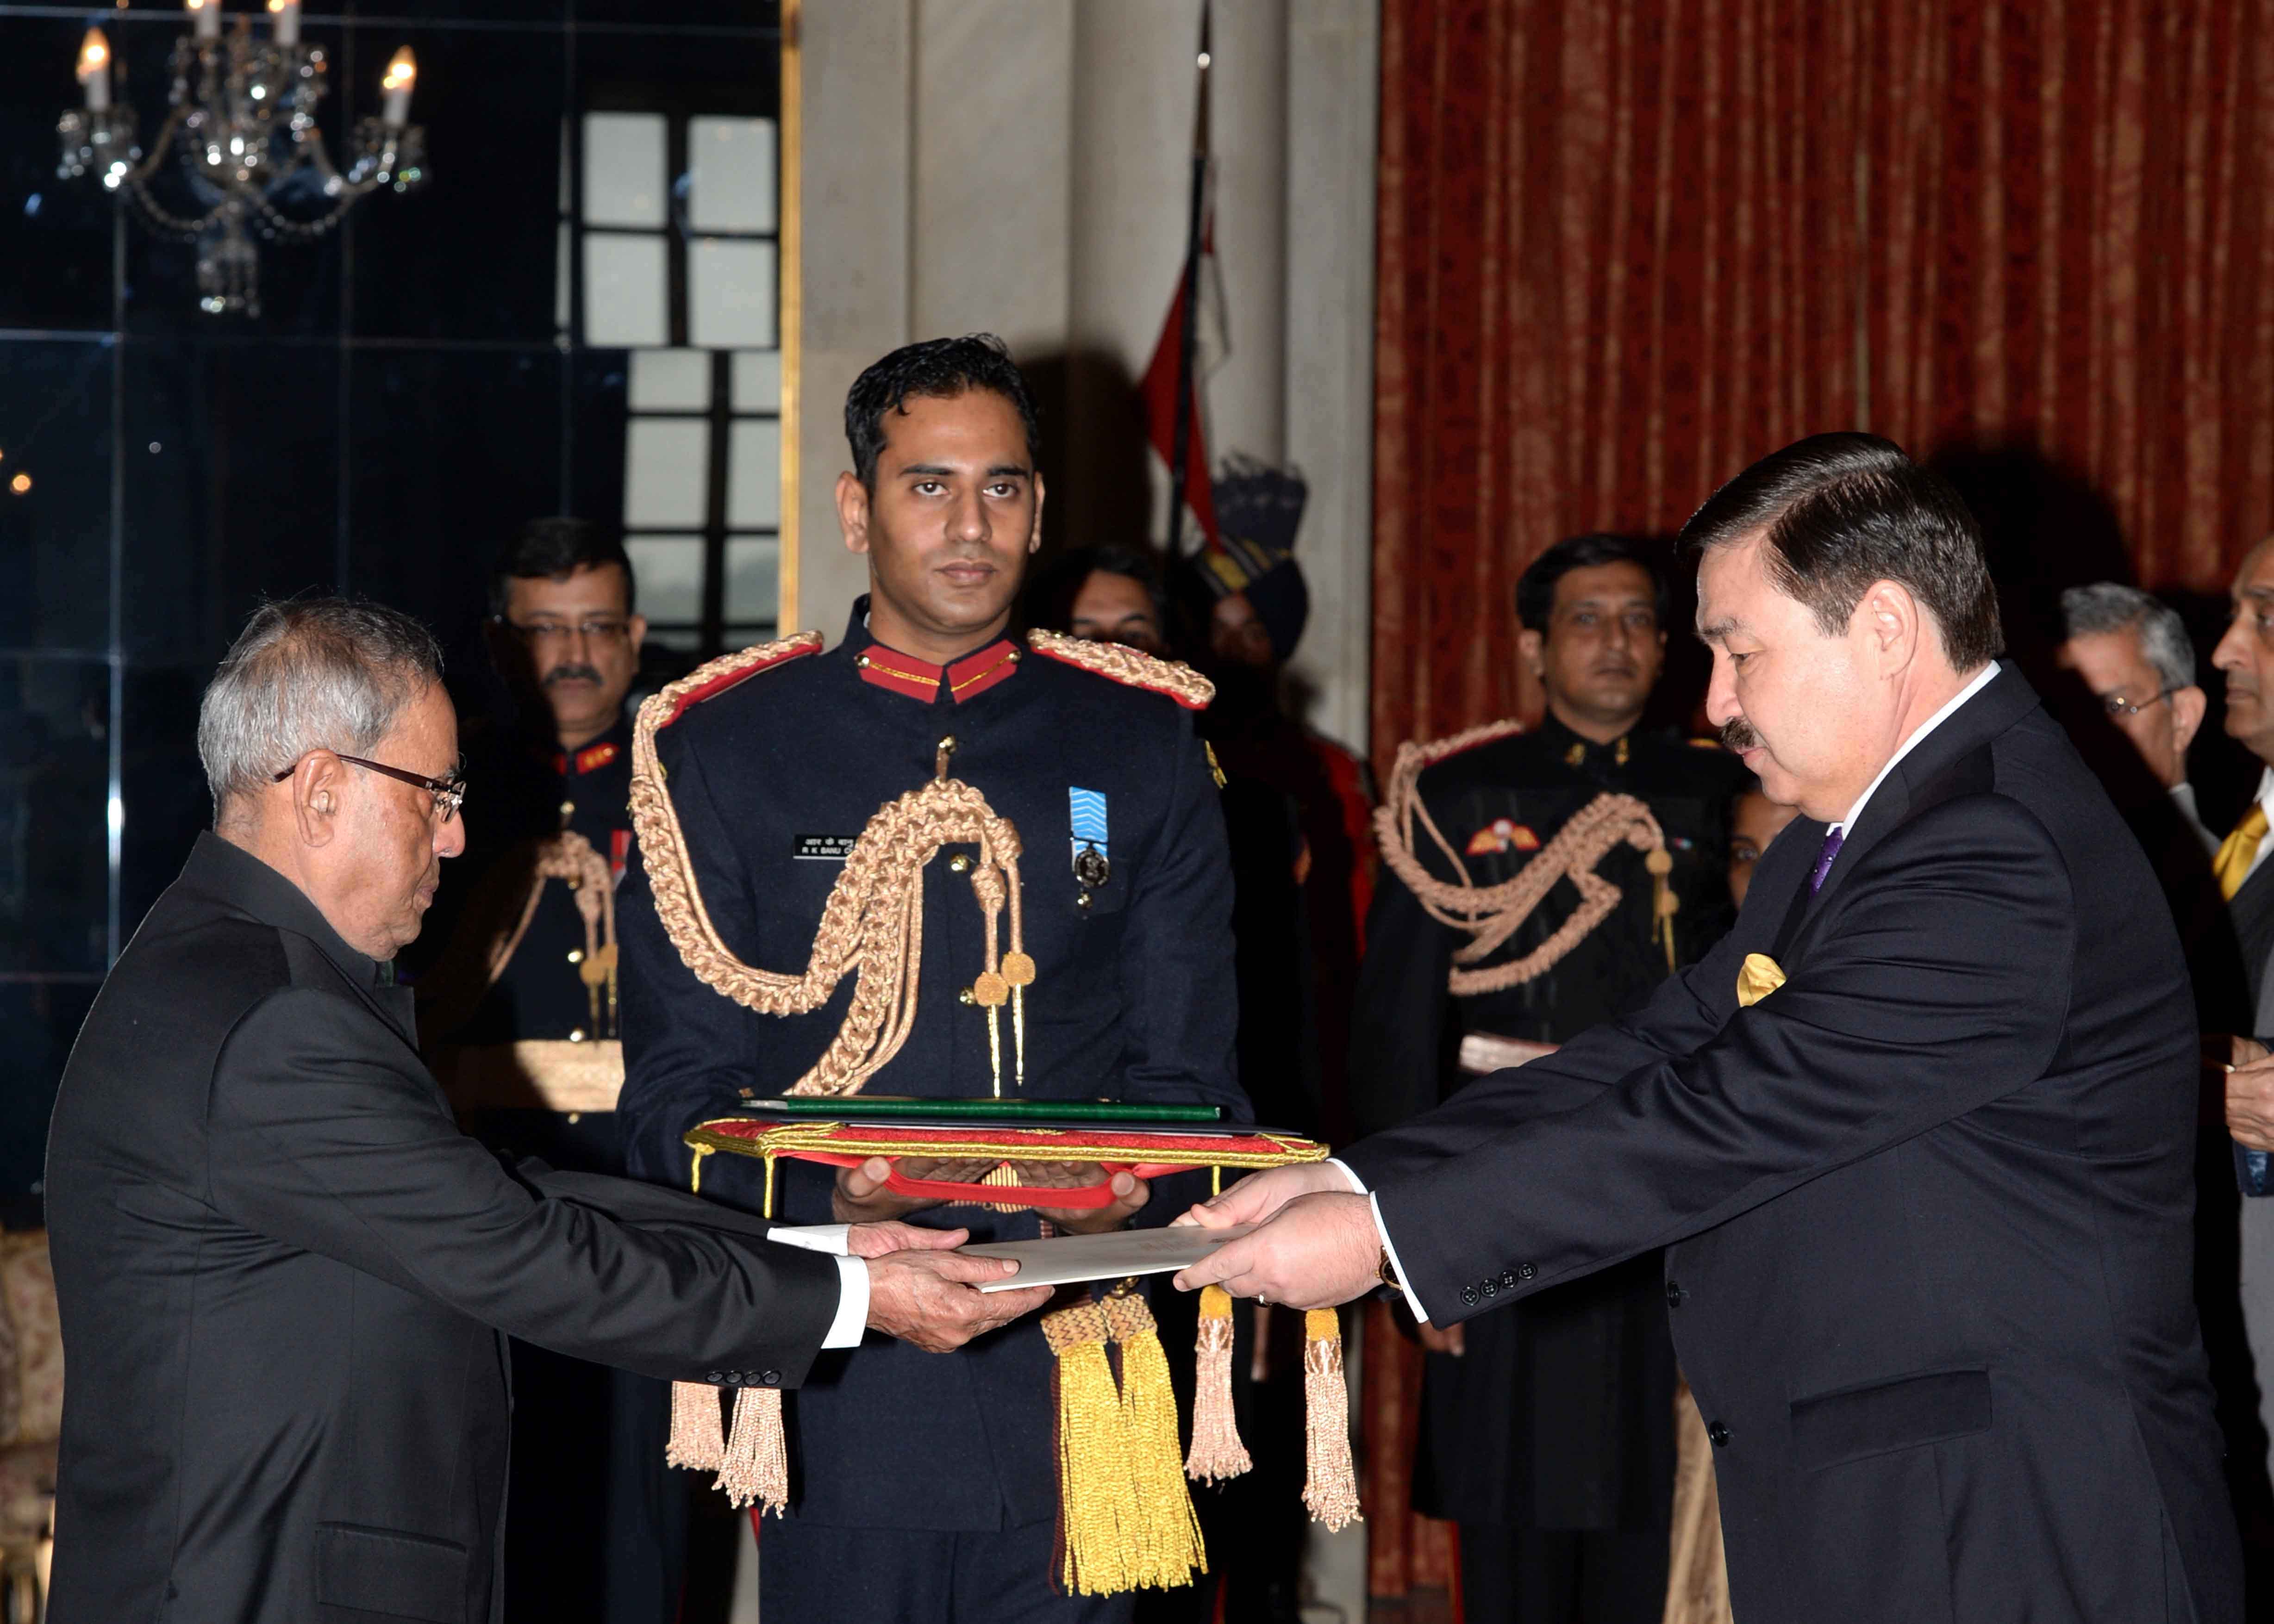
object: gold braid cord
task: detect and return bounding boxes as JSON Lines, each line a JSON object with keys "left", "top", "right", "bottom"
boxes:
{"left": 487, "top": 830, "right": 619, "bottom": 1036}
{"left": 1028, "top": 628, "right": 1216, "bottom": 711}
{"left": 631, "top": 635, "right": 1036, "bottom": 1098}
{"left": 1374, "top": 722, "right": 1677, "bottom": 995}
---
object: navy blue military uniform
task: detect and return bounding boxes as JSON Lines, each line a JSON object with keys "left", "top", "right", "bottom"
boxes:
{"left": 1349, "top": 715, "right": 1749, "bottom": 1622}
{"left": 615, "top": 600, "right": 1245, "bottom": 1622}
{"left": 415, "top": 713, "right": 671, "bottom": 1624}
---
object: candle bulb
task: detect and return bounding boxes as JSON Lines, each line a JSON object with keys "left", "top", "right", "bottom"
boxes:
{"left": 76, "top": 28, "right": 111, "bottom": 113}
{"left": 269, "top": 0, "right": 300, "bottom": 48}
{"left": 187, "top": 0, "right": 221, "bottom": 43}
{"left": 380, "top": 47, "right": 416, "bottom": 129}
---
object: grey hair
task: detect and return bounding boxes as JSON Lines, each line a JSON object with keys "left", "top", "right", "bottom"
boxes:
{"left": 197, "top": 597, "right": 445, "bottom": 821}
{"left": 2057, "top": 582, "right": 2196, "bottom": 695}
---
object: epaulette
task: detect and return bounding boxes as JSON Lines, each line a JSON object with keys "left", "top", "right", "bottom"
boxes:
{"left": 1027, "top": 628, "right": 1215, "bottom": 711}
{"left": 645, "top": 631, "right": 824, "bottom": 733}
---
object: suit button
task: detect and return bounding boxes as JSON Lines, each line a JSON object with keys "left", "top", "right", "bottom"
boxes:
{"left": 760, "top": 1369, "right": 782, "bottom": 1386}
{"left": 1499, "top": 1270, "right": 1518, "bottom": 1289}
{"left": 1666, "top": 1280, "right": 1685, "bottom": 1307}
{"left": 1480, "top": 1278, "right": 1498, "bottom": 1298}
{"left": 705, "top": 1370, "right": 725, "bottom": 1384}
{"left": 1517, "top": 1262, "right": 1536, "bottom": 1281}
{"left": 1462, "top": 1286, "right": 1480, "bottom": 1306}
{"left": 1707, "top": 1421, "right": 1730, "bottom": 1448}
{"left": 567, "top": 947, "right": 585, "bottom": 964}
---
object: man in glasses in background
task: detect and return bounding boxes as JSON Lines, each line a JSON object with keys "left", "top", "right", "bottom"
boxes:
{"left": 411, "top": 517, "right": 673, "bottom": 1624}
{"left": 2053, "top": 582, "right": 2269, "bottom": 1585}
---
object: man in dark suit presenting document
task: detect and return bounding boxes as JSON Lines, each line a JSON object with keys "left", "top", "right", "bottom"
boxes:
{"left": 1177, "top": 435, "right": 2244, "bottom": 1624}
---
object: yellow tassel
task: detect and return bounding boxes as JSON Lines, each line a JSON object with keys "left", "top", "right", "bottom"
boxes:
{"left": 665, "top": 1380, "right": 725, "bottom": 1472}
{"left": 1185, "top": 1286, "right": 1252, "bottom": 1484}
{"left": 1301, "top": 1309, "right": 1362, "bottom": 1531}
{"left": 1103, "top": 1291, "right": 1207, "bottom": 1589}
{"left": 1043, "top": 1300, "right": 1135, "bottom": 1596}
{"left": 714, "top": 1385, "right": 791, "bottom": 1515}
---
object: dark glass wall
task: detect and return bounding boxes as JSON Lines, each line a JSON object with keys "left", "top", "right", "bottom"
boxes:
{"left": 0, "top": 1, "right": 781, "bottom": 1222}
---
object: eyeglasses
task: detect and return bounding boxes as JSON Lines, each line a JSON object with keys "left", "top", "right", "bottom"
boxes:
{"left": 272, "top": 752, "right": 467, "bottom": 822}
{"left": 500, "top": 617, "right": 634, "bottom": 646}
{"left": 2102, "top": 687, "right": 2178, "bottom": 718}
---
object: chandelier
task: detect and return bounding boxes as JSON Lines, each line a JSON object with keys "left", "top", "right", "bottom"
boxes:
{"left": 57, "top": 0, "right": 429, "bottom": 317}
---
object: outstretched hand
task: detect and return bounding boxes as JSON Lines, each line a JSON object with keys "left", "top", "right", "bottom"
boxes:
{"left": 863, "top": 1250, "right": 1051, "bottom": 1352}
{"left": 843, "top": 1220, "right": 971, "bottom": 1259}
{"left": 1171, "top": 1162, "right": 1351, "bottom": 1230}
{"left": 1171, "top": 1190, "right": 1383, "bottom": 1310}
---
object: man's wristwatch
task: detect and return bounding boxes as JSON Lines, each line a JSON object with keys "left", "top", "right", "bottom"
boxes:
{"left": 1377, "top": 1246, "right": 1401, "bottom": 1292}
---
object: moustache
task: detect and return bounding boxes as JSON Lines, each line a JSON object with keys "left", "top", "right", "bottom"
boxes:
{"left": 544, "top": 664, "right": 605, "bottom": 687}
{"left": 1720, "top": 717, "right": 1761, "bottom": 753}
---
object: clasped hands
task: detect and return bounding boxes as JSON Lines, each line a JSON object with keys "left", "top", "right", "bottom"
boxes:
{"left": 837, "top": 1157, "right": 1150, "bottom": 1354}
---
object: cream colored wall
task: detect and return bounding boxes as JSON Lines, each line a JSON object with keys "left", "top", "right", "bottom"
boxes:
{"left": 794, "top": 0, "right": 1375, "bottom": 755}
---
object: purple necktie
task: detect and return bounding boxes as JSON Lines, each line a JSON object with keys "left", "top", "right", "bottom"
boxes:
{"left": 1809, "top": 828, "right": 1845, "bottom": 894}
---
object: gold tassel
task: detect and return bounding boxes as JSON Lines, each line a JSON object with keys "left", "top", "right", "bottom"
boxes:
{"left": 1103, "top": 1291, "right": 1207, "bottom": 1589}
{"left": 1043, "top": 1300, "right": 1136, "bottom": 1596}
{"left": 1301, "top": 1309, "right": 1362, "bottom": 1531}
{"left": 1185, "top": 1286, "right": 1252, "bottom": 1484}
{"left": 714, "top": 1385, "right": 792, "bottom": 1515}
{"left": 665, "top": 1379, "right": 725, "bottom": 1472}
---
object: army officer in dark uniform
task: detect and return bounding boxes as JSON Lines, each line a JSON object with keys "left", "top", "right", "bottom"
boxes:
{"left": 1349, "top": 533, "right": 1749, "bottom": 1624}
{"left": 614, "top": 336, "right": 1245, "bottom": 1624}
{"left": 413, "top": 517, "right": 660, "bottom": 1624}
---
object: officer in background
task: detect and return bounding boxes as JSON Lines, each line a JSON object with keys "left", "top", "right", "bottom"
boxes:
{"left": 1349, "top": 532, "right": 1749, "bottom": 1624}
{"left": 414, "top": 517, "right": 662, "bottom": 1624}
{"left": 614, "top": 335, "right": 1244, "bottom": 1624}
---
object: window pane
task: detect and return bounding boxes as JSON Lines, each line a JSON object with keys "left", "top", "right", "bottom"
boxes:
{"left": 625, "top": 537, "right": 704, "bottom": 624}
{"left": 732, "top": 350, "right": 780, "bottom": 413}
{"left": 688, "top": 239, "right": 777, "bottom": 349}
{"left": 643, "top": 625, "right": 701, "bottom": 654}
{"left": 631, "top": 349, "right": 712, "bottom": 411}
{"left": 625, "top": 419, "right": 709, "bottom": 529}
{"left": 688, "top": 117, "right": 777, "bottom": 235}
{"left": 726, "top": 419, "right": 781, "bottom": 529}
{"left": 725, "top": 537, "right": 780, "bottom": 624}
{"left": 583, "top": 233, "right": 669, "bottom": 348}
{"left": 583, "top": 112, "right": 668, "bottom": 229}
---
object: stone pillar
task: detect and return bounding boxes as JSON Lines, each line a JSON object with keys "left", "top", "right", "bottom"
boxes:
{"left": 792, "top": 0, "right": 912, "bottom": 636}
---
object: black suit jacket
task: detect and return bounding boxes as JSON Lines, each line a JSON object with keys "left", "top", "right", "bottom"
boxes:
{"left": 44, "top": 834, "right": 841, "bottom": 1624}
{"left": 1343, "top": 667, "right": 2242, "bottom": 1624}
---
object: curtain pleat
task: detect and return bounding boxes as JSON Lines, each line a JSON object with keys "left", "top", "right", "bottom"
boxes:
{"left": 1373, "top": 0, "right": 2274, "bottom": 778}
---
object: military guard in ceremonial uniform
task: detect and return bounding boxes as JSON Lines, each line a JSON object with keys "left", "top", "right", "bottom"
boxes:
{"left": 614, "top": 336, "right": 1244, "bottom": 1624}
{"left": 1350, "top": 533, "right": 1749, "bottom": 1624}
{"left": 413, "top": 518, "right": 665, "bottom": 1624}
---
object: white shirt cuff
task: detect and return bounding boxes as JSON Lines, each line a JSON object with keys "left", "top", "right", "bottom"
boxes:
{"left": 823, "top": 1255, "right": 869, "bottom": 1348}
{"left": 764, "top": 1224, "right": 868, "bottom": 1348}
{"left": 1327, "top": 1159, "right": 1433, "bottom": 1322}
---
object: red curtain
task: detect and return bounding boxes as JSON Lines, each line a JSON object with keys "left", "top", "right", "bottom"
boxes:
{"left": 1372, "top": 0, "right": 2274, "bottom": 771}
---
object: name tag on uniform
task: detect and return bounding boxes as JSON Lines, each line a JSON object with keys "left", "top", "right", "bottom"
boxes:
{"left": 793, "top": 834, "right": 858, "bottom": 862}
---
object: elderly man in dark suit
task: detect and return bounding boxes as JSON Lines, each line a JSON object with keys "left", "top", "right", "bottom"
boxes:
{"left": 42, "top": 598, "right": 1046, "bottom": 1624}
{"left": 1177, "top": 435, "right": 2243, "bottom": 1624}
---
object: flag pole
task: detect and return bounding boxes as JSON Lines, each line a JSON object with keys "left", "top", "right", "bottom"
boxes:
{"left": 1167, "top": 0, "right": 1212, "bottom": 561}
